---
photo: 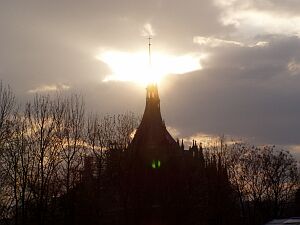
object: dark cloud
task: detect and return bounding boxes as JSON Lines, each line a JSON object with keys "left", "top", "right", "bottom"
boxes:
{"left": 164, "top": 36, "right": 300, "bottom": 145}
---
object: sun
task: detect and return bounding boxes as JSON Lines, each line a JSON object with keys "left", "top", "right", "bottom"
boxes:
{"left": 97, "top": 50, "right": 204, "bottom": 86}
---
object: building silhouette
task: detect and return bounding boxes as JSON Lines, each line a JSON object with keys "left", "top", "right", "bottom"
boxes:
{"left": 128, "top": 83, "right": 182, "bottom": 168}
{"left": 73, "top": 40, "right": 239, "bottom": 225}
{"left": 125, "top": 82, "right": 205, "bottom": 214}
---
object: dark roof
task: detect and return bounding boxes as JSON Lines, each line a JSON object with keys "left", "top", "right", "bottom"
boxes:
{"left": 128, "top": 84, "right": 180, "bottom": 159}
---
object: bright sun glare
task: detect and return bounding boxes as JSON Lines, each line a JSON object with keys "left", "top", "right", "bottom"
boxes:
{"left": 97, "top": 51, "right": 204, "bottom": 86}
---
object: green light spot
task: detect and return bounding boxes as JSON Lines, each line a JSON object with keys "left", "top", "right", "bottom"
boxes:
{"left": 152, "top": 160, "right": 156, "bottom": 169}
{"left": 151, "top": 160, "right": 161, "bottom": 169}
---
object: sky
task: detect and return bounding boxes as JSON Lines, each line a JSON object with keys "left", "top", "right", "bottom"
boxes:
{"left": 1, "top": 0, "right": 300, "bottom": 154}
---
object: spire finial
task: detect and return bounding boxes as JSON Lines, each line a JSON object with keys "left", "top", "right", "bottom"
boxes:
{"left": 148, "top": 35, "right": 152, "bottom": 66}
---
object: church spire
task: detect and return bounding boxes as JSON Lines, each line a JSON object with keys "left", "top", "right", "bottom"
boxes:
{"left": 145, "top": 36, "right": 160, "bottom": 109}
{"left": 128, "top": 36, "right": 181, "bottom": 166}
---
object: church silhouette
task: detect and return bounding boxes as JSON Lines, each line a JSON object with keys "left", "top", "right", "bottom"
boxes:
{"left": 68, "top": 40, "right": 240, "bottom": 225}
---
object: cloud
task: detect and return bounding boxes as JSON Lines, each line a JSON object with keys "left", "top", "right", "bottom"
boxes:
{"left": 214, "top": 0, "right": 300, "bottom": 37}
{"left": 164, "top": 36, "right": 300, "bottom": 146}
{"left": 193, "top": 36, "right": 269, "bottom": 48}
{"left": 254, "top": 41, "right": 269, "bottom": 47}
{"left": 178, "top": 132, "right": 247, "bottom": 148}
{"left": 28, "top": 83, "right": 70, "bottom": 93}
{"left": 194, "top": 36, "right": 244, "bottom": 47}
{"left": 141, "top": 23, "right": 156, "bottom": 37}
{"left": 288, "top": 59, "right": 300, "bottom": 76}
{"left": 183, "top": 132, "right": 220, "bottom": 147}
{"left": 166, "top": 126, "right": 180, "bottom": 138}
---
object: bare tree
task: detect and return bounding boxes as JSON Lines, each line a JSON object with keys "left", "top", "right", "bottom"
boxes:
{"left": 0, "top": 81, "right": 15, "bottom": 143}
{"left": 0, "top": 81, "right": 16, "bottom": 222}
{"left": 58, "top": 95, "right": 85, "bottom": 194}
{"left": 225, "top": 143, "right": 299, "bottom": 224}
{"left": 25, "top": 95, "right": 64, "bottom": 225}
{"left": 261, "top": 146, "right": 299, "bottom": 217}
{"left": 86, "top": 114, "right": 105, "bottom": 181}
{"left": 86, "top": 112, "right": 138, "bottom": 185}
{"left": 2, "top": 113, "right": 36, "bottom": 225}
{"left": 115, "top": 112, "right": 138, "bottom": 149}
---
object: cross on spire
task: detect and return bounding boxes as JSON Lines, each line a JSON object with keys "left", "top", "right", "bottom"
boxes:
{"left": 148, "top": 35, "right": 152, "bottom": 66}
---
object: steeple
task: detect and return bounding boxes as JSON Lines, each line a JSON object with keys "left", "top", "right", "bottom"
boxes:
{"left": 128, "top": 38, "right": 180, "bottom": 163}
{"left": 146, "top": 83, "right": 159, "bottom": 104}
{"left": 142, "top": 83, "right": 161, "bottom": 124}
{"left": 148, "top": 35, "right": 152, "bottom": 66}
{"left": 125, "top": 38, "right": 182, "bottom": 208}
{"left": 141, "top": 36, "right": 162, "bottom": 127}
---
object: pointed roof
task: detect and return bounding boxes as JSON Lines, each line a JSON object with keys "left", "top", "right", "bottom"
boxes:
{"left": 128, "top": 36, "right": 180, "bottom": 161}
{"left": 129, "top": 83, "right": 180, "bottom": 160}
